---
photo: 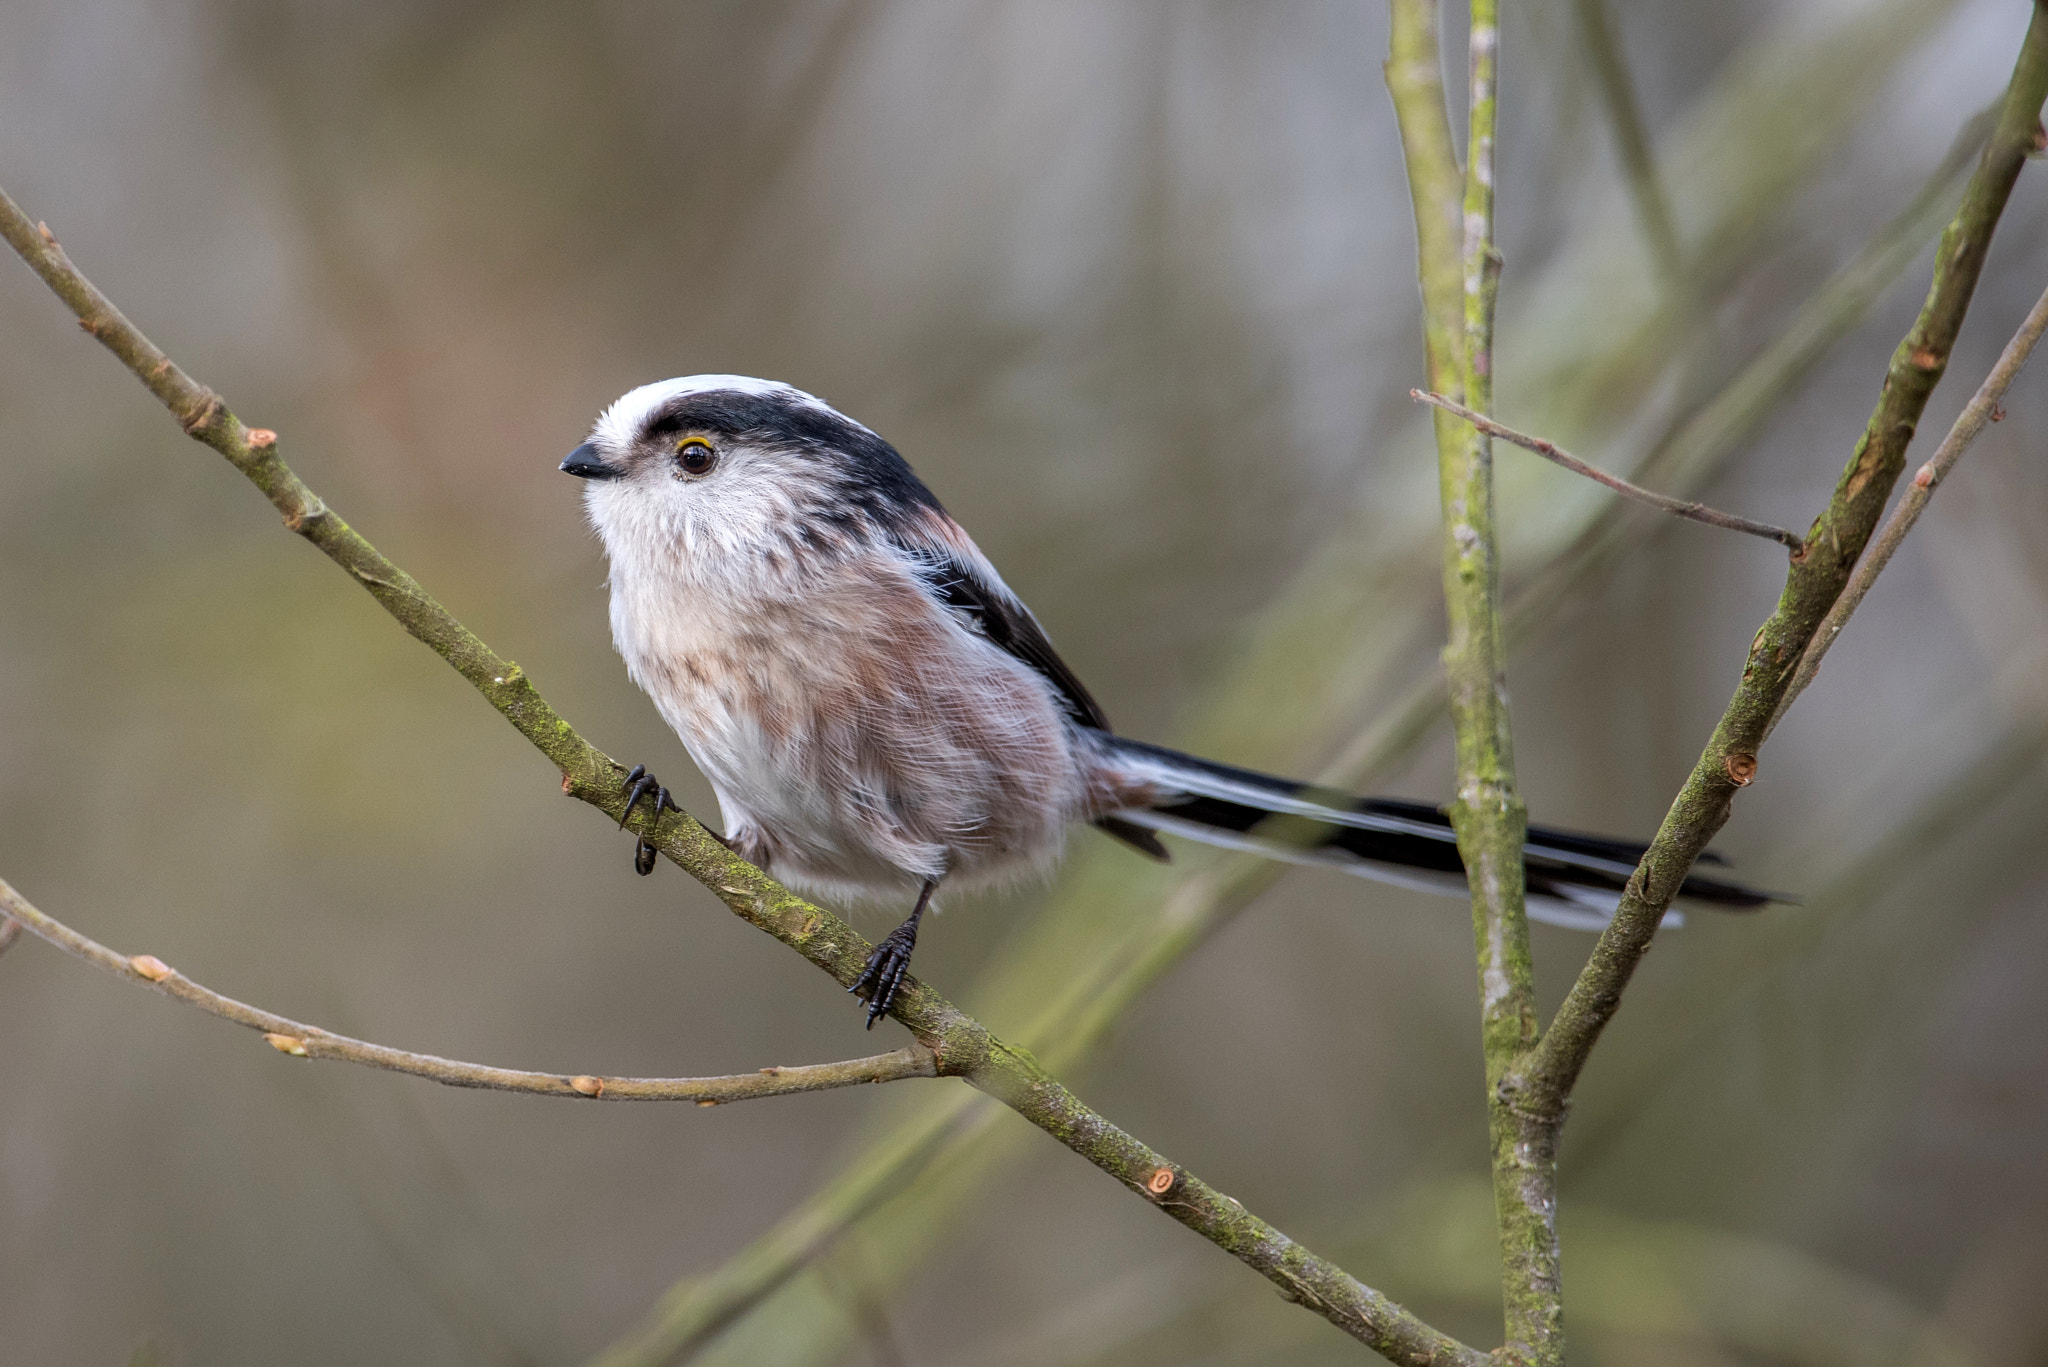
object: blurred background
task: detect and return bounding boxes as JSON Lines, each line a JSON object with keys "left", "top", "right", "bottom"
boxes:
{"left": 3, "top": 1, "right": 2046, "bottom": 1363}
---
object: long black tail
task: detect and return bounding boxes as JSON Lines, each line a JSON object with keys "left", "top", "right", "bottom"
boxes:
{"left": 1099, "top": 737, "right": 1783, "bottom": 930}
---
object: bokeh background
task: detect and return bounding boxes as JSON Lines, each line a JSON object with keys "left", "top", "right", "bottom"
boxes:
{"left": 4, "top": 1, "right": 2047, "bottom": 1364}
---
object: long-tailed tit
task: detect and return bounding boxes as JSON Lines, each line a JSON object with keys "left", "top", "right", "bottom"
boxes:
{"left": 563, "top": 376, "right": 1775, "bottom": 1026}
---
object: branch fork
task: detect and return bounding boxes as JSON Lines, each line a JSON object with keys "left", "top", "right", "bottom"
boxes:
{"left": 1389, "top": 4, "right": 2048, "bottom": 1365}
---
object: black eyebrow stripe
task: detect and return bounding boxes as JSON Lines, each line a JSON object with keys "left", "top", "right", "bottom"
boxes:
{"left": 643, "top": 388, "right": 949, "bottom": 527}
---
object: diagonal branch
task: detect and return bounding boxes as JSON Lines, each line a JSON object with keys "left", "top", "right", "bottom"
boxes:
{"left": 1411, "top": 391, "right": 1805, "bottom": 550}
{"left": 1511, "top": 0, "right": 2048, "bottom": 1122}
{"left": 1771, "top": 280, "right": 2048, "bottom": 729}
{"left": 0, "top": 185, "right": 1483, "bottom": 1367}
{"left": 0, "top": 878, "right": 935, "bottom": 1104}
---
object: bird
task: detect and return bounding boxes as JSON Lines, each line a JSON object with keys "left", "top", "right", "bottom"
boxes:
{"left": 561, "top": 375, "right": 1778, "bottom": 1027}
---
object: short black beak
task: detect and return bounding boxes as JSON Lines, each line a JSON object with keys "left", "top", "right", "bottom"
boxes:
{"left": 560, "top": 442, "right": 622, "bottom": 480}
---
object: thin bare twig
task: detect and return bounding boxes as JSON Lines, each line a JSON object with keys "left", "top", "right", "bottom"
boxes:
{"left": 0, "top": 877, "right": 935, "bottom": 1103}
{"left": 0, "top": 915, "right": 22, "bottom": 961}
{"left": 1772, "top": 280, "right": 2048, "bottom": 730}
{"left": 0, "top": 186, "right": 1483, "bottom": 1367}
{"left": 1412, "top": 390, "right": 1805, "bottom": 550}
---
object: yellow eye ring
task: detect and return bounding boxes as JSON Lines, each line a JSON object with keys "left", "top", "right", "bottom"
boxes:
{"left": 676, "top": 438, "right": 717, "bottom": 476}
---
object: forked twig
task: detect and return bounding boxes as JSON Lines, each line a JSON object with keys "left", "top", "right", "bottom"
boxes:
{"left": 1413, "top": 390, "right": 1806, "bottom": 551}
{"left": 1772, "top": 280, "right": 2048, "bottom": 731}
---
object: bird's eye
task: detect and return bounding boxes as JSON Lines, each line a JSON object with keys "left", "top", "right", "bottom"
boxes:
{"left": 676, "top": 438, "right": 718, "bottom": 476}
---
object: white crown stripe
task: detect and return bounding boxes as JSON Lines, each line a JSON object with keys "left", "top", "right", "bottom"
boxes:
{"left": 591, "top": 375, "right": 854, "bottom": 451}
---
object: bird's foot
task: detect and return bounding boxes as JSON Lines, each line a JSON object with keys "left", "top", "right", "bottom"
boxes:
{"left": 618, "top": 764, "right": 674, "bottom": 876}
{"left": 849, "top": 921, "right": 920, "bottom": 1029}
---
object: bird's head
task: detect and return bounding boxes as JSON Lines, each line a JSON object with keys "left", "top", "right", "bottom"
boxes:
{"left": 563, "top": 375, "right": 941, "bottom": 577}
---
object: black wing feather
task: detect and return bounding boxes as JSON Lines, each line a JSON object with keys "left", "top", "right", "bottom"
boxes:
{"left": 894, "top": 538, "right": 1170, "bottom": 859}
{"left": 893, "top": 540, "right": 1111, "bottom": 731}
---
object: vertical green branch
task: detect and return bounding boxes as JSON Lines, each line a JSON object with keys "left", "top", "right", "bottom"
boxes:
{"left": 1451, "top": 5, "right": 1556, "bottom": 1363}
{"left": 1391, "top": 2, "right": 1556, "bottom": 1361}
{"left": 1386, "top": 0, "right": 1467, "bottom": 400}
{"left": 1449, "top": 4, "right": 1534, "bottom": 1065}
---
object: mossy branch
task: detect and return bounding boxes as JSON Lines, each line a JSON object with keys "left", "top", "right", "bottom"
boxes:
{"left": 1511, "top": 1, "right": 2048, "bottom": 1119}
{"left": 0, "top": 183, "right": 1486, "bottom": 1367}
{"left": 1388, "top": 2, "right": 1559, "bottom": 1360}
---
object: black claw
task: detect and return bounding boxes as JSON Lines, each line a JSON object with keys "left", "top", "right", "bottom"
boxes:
{"left": 617, "top": 765, "right": 669, "bottom": 875}
{"left": 848, "top": 924, "right": 920, "bottom": 1027}
{"left": 620, "top": 765, "right": 654, "bottom": 830}
{"left": 848, "top": 882, "right": 937, "bottom": 1027}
